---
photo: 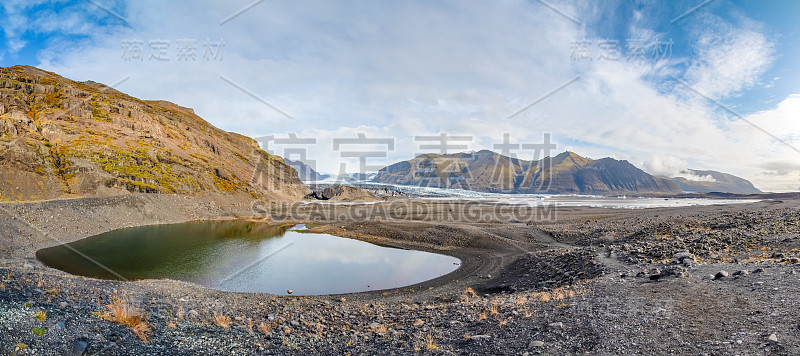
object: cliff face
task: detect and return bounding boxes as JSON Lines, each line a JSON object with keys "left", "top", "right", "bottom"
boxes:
{"left": 0, "top": 65, "right": 308, "bottom": 201}
{"left": 373, "top": 150, "right": 682, "bottom": 195}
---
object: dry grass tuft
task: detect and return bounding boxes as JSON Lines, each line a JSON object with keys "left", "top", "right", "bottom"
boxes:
{"left": 213, "top": 312, "right": 232, "bottom": 328}
{"left": 34, "top": 310, "right": 47, "bottom": 322}
{"left": 530, "top": 286, "right": 578, "bottom": 302}
{"left": 99, "top": 298, "right": 152, "bottom": 342}
{"left": 372, "top": 323, "right": 389, "bottom": 334}
{"left": 489, "top": 303, "right": 499, "bottom": 315}
{"left": 257, "top": 322, "right": 272, "bottom": 334}
{"left": 424, "top": 334, "right": 438, "bottom": 350}
{"left": 522, "top": 307, "right": 533, "bottom": 318}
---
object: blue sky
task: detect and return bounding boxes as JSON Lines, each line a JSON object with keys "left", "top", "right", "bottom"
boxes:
{"left": 1, "top": 0, "right": 799, "bottom": 191}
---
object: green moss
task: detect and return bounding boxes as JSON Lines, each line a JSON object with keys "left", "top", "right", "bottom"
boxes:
{"left": 31, "top": 327, "right": 46, "bottom": 336}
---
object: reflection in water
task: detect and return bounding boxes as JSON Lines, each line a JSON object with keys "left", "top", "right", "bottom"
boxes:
{"left": 36, "top": 221, "right": 460, "bottom": 295}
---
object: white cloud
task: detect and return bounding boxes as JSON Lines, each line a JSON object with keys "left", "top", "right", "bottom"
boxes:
{"left": 685, "top": 14, "right": 774, "bottom": 99}
{"left": 680, "top": 172, "right": 716, "bottom": 183}
{"left": 641, "top": 155, "right": 690, "bottom": 177}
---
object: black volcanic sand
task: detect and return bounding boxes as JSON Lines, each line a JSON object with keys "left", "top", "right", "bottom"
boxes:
{"left": 1, "top": 195, "right": 800, "bottom": 355}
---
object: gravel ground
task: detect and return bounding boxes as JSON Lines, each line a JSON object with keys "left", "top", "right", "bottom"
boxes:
{"left": 1, "top": 195, "right": 800, "bottom": 355}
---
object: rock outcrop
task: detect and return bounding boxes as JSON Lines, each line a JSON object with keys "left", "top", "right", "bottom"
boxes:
{"left": 307, "top": 185, "right": 379, "bottom": 202}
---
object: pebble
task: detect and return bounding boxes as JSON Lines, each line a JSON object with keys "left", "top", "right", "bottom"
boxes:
{"left": 767, "top": 333, "right": 778, "bottom": 342}
{"left": 548, "top": 322, "right": 564, "bottom": 330}
{"left": 471, "top": 335, "right": 491, "bottom": 340}
{"left": 714, "top": 271, "right": 729, "bottom": 280}
{"left": 413, "top": 319, "right": 424, "bottom": 327}
{"left": 56, "top": 321, "right": 66, "bottom": 330}
{"left": 529, "top": 340, "right": 545, "bottom": 348}
{"left": 59, "top": 302, "right": 68, "bottom": 309}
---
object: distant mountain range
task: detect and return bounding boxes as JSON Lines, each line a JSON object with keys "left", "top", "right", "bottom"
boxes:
{"left": 664, "top": 169, "right": 761, "bottom": 194}
{"left": 371, "top": 150, "right": 759, "bottom": 195}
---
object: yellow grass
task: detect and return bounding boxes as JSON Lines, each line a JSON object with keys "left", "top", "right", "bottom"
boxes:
{"left": 213, "top": 312, "right": 231, "bottom": 328}
{"left": 424, "top": 334, "right": 438, "bottom": 350}
{"left": 529, "top": 286, "right": 578, "bottom": 302}
{"left": 99, "top": 298, "right": 152, "bottom": 342}
{"left": 257, "top": 322, "right": 272, "bottom": 334}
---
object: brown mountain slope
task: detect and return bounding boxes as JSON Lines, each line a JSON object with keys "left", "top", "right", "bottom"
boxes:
{"left": 373, "top": 150, "right": 682, "bottom": 195}
{"left": 0, "top": 65, "right": 308, "bottom": 201}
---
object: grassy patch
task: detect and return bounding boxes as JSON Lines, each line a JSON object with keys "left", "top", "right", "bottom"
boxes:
{"left": 99, "top": 298, "right": 152, "bottom": 342}
{"left": 31, "top": 327, "right": 46, "bottom": 336}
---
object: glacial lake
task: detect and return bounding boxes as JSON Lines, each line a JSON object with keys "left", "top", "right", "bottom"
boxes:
{"left": 36, "top": 221, "right": 460, "bottom": 295}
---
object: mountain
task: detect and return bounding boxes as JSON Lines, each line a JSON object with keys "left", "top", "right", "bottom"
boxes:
{"left": 0, "top": 65, "right": 308, "bottom": 201}
{"left": 666, "top": 169, "right": 761, "bottom": 194}
{"left": 372, "top": 150, "right": 682, "bottom": 195}
{"left": 285, "top": 159, "right": 330, "bottom": 181}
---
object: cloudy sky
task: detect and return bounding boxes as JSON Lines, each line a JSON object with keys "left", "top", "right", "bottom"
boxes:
{"left": 1, "top": 0, "right": 799, "bottom": 191}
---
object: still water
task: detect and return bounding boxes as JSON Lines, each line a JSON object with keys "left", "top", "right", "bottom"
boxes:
{"left": 36, "top": 221, "right": 460, "bottom": 295}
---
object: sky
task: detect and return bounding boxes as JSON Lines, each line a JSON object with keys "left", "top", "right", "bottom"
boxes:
{"left": 1, "top": 0, "right": 799, "bottom": 192}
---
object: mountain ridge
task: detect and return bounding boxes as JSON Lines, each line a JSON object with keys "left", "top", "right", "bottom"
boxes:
{"left": 372, "top": 150, "right": 757, "bottom": 195}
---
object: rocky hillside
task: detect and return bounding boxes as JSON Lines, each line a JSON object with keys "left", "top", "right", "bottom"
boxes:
{"left": 373, "top": 150, "right": 682, "bottom": 195}
{"left": 667, "top": 169, "right": 762, "bottom": 194}
{"left": 0, "top": 65, "right": 308, "bottom": 201}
